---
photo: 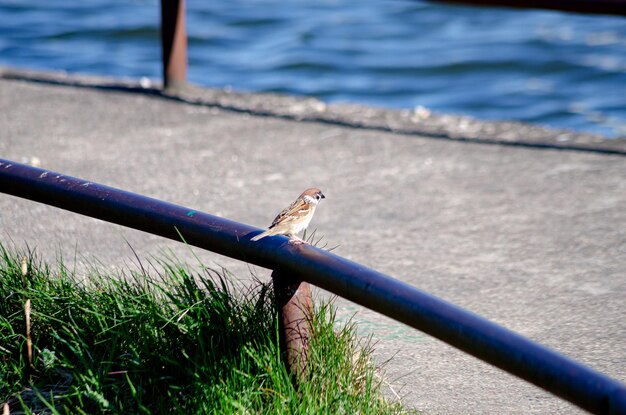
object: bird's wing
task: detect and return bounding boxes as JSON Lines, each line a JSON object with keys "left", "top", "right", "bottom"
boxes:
{"left": 269, "top": 198, "right": 312, "bottom": 228}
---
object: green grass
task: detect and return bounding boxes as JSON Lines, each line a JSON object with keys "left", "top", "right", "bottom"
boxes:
{"left": 0, "top": 244, "right": 413, "bottom": 414}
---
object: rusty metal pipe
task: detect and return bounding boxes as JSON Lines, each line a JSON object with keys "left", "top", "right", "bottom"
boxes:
{"left": 160, "top": 0, "right": 187, "bottom": 90}
{"left": 0, "top": 159, "right": 624, "bottom": 414}
{"left": 272, "top": 271, "right": 313, "bottom": 378}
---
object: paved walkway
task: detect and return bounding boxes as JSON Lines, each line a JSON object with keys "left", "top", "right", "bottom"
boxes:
{"left": 1, "top": 68, "right": 624, "bottom": 414}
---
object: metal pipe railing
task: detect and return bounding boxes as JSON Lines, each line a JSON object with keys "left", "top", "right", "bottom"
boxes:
{"left": 0, "top": 158, "right": 624, "bottom": 414}
{"left": 431, "top": 0, "right": 626, "bottom": 16}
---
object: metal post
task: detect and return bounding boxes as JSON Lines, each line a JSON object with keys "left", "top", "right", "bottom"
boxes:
{"left": 272, "top": 271, "right": 313, "bottom": 378}
{"left": 160, "top": 0, "right": 187, "bottom": 91}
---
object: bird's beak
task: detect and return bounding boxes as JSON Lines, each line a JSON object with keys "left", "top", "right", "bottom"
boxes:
{"left": 320, "top": 193, "right": 326, "bottom": 199}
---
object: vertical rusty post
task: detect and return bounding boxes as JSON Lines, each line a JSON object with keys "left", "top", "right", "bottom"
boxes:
{"left": 160, "top": 0, "right": 187, "bottom": 91}
{"left": 272, "top": 270, "right": 313, "bottom": 378}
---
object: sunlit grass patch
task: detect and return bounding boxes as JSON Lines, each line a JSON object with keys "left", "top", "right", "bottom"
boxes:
{"left": 0, "top": 244, "right": 414, "bottom": 414}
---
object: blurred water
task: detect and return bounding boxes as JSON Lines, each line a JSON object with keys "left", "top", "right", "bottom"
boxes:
{"left": 1, "top": 0, "right": 625, "bottom": 137}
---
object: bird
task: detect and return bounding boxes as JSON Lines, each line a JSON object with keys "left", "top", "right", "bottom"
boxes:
{"left": 251, "top": 188, "right": 325, "bottom": 243}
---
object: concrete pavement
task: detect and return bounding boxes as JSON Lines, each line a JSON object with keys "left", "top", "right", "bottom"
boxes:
{"left": 1, "top": 68, "right": 624, "bottom": 414}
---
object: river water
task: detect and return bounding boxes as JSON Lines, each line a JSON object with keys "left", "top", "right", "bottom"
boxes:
{"left": 1, "top": 0, "right": 624, "bottom": 137}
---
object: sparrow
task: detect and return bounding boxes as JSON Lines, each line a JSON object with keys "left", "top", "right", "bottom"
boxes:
{"left": 251, "top": 188, "right": 325, "bottom": 243}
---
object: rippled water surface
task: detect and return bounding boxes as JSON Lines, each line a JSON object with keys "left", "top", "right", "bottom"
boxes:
{"left": 1, "top": 0, "right": 625, "bottom": 136}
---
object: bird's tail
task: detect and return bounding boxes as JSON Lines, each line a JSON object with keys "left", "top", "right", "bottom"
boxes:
{"left": 251, "top": 230, "right": 273, "bottom": 241}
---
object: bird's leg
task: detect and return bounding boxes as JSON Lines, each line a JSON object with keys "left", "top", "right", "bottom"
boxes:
{"left": 288, "top": 235, "right": 307, "bottom": 245}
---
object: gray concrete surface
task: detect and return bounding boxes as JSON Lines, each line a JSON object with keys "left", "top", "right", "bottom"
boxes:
{"left": 1, "top": 68, "right": 625, "bottom": 414}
